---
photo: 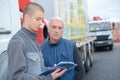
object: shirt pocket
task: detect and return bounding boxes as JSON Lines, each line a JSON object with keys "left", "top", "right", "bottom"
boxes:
{"left": 61, "top": 52, "right": 69, "bottom": 61}
{"left": 27, "top": 52, "right": 40, "bottom": 62}
{"left": 27, "top": 52, "right": 41, "bottom": 75}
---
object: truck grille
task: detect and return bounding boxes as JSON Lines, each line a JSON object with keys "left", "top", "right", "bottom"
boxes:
{"left": 95, "top": 35, "right": 109, "bottom": 41}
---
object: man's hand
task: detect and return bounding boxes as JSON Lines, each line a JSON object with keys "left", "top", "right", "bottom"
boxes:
{"left": 51, "top": 68, "right": 67, "bottom": 80}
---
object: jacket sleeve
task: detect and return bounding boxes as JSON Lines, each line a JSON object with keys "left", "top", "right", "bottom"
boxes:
{"left": 73, "top": 45, "right": 85, "bottom": 80}
{"left": 7, "top": 38, "right": 52, "bottom": 80}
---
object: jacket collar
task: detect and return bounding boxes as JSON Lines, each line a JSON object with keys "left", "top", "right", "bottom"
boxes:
{"left": 21, "top": 27, "right": 37, "bottom": 41}
{"left": 47, "top": 37, "right": 62, "bottom": 46}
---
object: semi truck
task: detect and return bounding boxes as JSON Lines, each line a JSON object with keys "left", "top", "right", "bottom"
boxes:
{"left": 89, "top": 20, "right": 113, "bottom": 50}
{"left": 0, "top": 0, "right": 96, "bottom": 79}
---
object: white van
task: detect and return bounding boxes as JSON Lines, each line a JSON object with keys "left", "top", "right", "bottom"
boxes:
{"left": 89, "top": 20, "right": 113, "bottom": 50}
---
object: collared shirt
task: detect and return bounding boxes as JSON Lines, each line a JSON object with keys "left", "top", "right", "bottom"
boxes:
{"left": 41, "top": 38, "right": 85, "bottom": 80}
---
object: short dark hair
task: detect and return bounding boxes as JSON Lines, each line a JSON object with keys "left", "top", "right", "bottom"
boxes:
{"left": 23, "top": 2, "right": 44, "bottom": 17}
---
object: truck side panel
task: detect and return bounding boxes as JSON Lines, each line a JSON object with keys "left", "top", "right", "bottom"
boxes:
{"left": 0, "top": 0, "right": 20, "bottom": 54}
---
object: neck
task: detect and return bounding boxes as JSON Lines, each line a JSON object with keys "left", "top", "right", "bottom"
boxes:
{"left": 49, "top": 39, "right": 58, "bottom": 44}
{"left": 22, "top": 23, "right": 34, "bottom": 33}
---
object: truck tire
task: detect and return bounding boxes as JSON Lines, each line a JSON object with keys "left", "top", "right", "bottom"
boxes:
{"left": 109, "top": 46, "right": 113, "bottom": 50}
{"left": 90, "top": 44, "right": 94, "bottom": 67}
{"left": 84, "top": 56, "right": 91, "bottom": 72}
{"left": 90, "top": 54, "right": 93, "bottom": 67}
{"left": 0, "top": 51, "right": 8, "bottom": 80}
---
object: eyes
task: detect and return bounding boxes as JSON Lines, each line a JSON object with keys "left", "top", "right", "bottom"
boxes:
{"left": 51, "top": 25, "right": 63, "bottom": 30}
{"left": 36, "top": 17, "right": 43, "bottom": 21}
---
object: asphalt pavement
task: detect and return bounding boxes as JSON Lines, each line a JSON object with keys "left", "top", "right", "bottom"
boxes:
{"left": 83, "top": 42, "right": 120, "bottom": 80}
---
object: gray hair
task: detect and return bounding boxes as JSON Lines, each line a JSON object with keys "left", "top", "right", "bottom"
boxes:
{"left": 48, "top": 17, "right": 64, "bottom": 28}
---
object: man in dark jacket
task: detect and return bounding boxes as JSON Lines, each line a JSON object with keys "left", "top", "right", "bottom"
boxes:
{"left": 7, "top": 3, "right": 67, "bottom": 80}
{"left": 41, "top": 17, "right": 85, "bottom": 80}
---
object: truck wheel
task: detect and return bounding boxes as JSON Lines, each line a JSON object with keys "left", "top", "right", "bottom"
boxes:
{"left": 109, "top": 46, "right": 113, "bottom": 50}
{"left": 90, "top": 54, "right": 93, "bottom": 67}
{"left": 84, "top": 57, "right": 91, "bottom": 72}
{"left": 90, "top": 44, "right": 94, "bottom": 67}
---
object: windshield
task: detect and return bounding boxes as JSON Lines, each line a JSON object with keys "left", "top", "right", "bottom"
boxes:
{"left": 89, "top": 22, "right": 111, "bottom": 32}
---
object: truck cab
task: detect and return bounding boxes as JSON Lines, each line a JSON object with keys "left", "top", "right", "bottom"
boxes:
{"left": 89, "top": 20, "right": 113, "bottom": 50}
{"left": 0, "top": 0, "right": 20, "bottom": 55}
{"left": 0, "top": 0, "right": 20, "bottom": 79}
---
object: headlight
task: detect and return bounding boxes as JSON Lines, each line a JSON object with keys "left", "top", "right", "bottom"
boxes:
{"left": 108, "top": 35, "right": 113, "bottom": 39}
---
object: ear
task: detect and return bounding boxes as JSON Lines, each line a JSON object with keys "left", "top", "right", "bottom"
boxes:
{"left": 24, "top": 14, "right": 30, "bottom": 21}
{"left": 47, "top": 29, "right": 50, "bottom": 37}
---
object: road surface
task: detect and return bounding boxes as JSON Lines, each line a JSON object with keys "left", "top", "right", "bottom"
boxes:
{"left": 83, "top": 42, "right": 120, "bottom": 80}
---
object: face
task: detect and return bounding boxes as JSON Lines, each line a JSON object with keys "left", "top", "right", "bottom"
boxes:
{"left": 48, "top": 20, "right": 63, "bottom": 43}
{"left": 26, "top": 10, "right": 44, "bottom": 32}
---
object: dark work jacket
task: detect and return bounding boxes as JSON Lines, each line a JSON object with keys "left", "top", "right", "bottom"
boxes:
{"left": 8, "top": 27, "right": 52, "bottom": 80}
{"left": 41, "top": 38, "right": 85, "bottom": 80}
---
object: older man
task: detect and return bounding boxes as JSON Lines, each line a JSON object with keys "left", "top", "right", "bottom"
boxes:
{"left": 41, "top": 17, "right": 85, "bottom": 80}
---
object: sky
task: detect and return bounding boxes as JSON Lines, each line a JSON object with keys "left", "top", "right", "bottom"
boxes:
{"left": 87, "top": 0, "right": 120, "bottom": 22}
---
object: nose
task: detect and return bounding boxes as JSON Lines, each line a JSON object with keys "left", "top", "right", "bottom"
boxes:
{"left": 55, "top": 27, "right": 59, "bottom": 33}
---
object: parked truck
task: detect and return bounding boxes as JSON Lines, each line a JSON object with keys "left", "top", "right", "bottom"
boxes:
{"left": 0, "top": 0, "right": 96, "bottom": 79}
{"left": 0, "top": 0, "right": 21, "bottom": 79}
{"left": 89, "top": 20, "right": 113, "bottom": 50}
